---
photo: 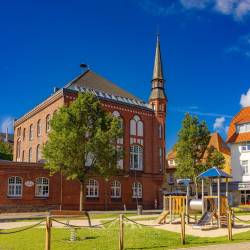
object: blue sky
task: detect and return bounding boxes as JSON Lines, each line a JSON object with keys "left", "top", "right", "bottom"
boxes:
{"left": 1, "top": 0, "right": 250, "bottom": 151}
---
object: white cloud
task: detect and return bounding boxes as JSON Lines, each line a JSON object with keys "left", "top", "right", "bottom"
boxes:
{"left": 213, "top": 116, "right": 226, "bottom": 131}
{"left": 240, "top": 88, "right": 250, "bottom": 107}
{"left": 138, "top": 0, "right": 250, "bottom": 21}
{"left": 0, "top": 116, "right": 14, "bottom": 133}
{"left": 180, "top": 0, "right": 210, "bottom": 9}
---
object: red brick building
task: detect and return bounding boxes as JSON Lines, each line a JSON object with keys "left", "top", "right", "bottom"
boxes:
{"left": 1, "top": 35, "right": 167, "bottom": 211}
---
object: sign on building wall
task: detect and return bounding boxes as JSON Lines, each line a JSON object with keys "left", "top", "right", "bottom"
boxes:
{"left": 238, "top": 182, "right": 250, "bottom": 190}
{"left": 25, "top": 180, "right": 34, "bottom": 187}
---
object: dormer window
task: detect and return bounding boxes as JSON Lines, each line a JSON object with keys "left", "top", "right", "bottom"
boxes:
{"left": 237, "top": 123, "right": 250, "bottom": 133}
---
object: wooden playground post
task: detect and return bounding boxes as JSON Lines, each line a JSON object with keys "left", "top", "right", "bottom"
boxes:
{"left": 45, "top": 214, "right": 52, "bottom": 250}
{"left": 119, "top": 214, "right": 124, "bottom": 250}
{"left": 201, "top": 179, "right": 204, "bottom": 215}
{"left": 169, "top": 195, "right": 172, "bottom": 224}
{"left": 180, "top": 211, "right": 185, "bottom": 245}
{"left": 217, "top": 178, "right": 221, "bottom": 227}
{"left": 227, "top": 209, "right": 232, "bottom": 241}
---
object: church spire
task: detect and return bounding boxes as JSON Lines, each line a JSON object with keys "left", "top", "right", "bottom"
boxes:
{"left": 152, "top": 34, "right": 164, "bottom": 81}
{"left": 149, "top": 34, "right": 166, "bottom": 102}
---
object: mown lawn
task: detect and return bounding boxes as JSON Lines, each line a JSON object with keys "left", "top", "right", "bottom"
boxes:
{"left": 1, "top": 221, "right": 250, "bottom": 250}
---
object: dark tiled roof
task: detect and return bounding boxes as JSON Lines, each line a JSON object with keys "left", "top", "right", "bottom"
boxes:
{"left": 65, "top": 70, "right": 151, "bottom": 110}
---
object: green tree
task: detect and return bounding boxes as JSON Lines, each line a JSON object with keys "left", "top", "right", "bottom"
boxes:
{"left": 0, "top": 141, "right": 13, "bottom": 160}
{"left": 43, "top": 93, "right": 123, "bottom": 211}
{"left": 174, "top": 113, "right": 211, "bottom": 196}
{"left": 206, "top": 146, "right": 225, "bottom": 169}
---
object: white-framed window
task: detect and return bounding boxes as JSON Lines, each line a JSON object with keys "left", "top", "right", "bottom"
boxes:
{"left": 237, "top": 123, "right": 250, "bottom": 133}
{"left": 46, "top": 114, "right": 51, "bottom": 133}
{"left": 36, "top": 144, "right": 41, "bottom": 162}
{"left": 16, "top": 139, "right": 21, "bottom": 161}
{"left": 111, "top": 180, "right": 121, "bottom": 198}
{"left": 86, "top": 179, "right": 99, "bottom": 198}
{"left": 130, "top": 145, "right": 143, "bottom": 170}
{"left": 116, "top": 145, "right": 123, "bottom": 169}
{"left": 37, "top": 119, "right": 42, "bottom": 137}
{"left": 28, "top": 147, "right": 32, "bottom": 162}
{"left": 112, "top": 111, "right": 123, "bottom": 144}
{"left": 8, "top": 176, "right": 22, "bottom": 197}
{"left": 29, "top": 124, "right": 34, "bottom": 141}
{"left": 130, "top": 115, "right": 143, "bottom": 137}
{"left": 132, "top": 182, "right": 142, "bottom": 198}
{"left": 35, "top": 177, "right": 49, "bottom": 197}
{"left": 168, "top": 159, "right": 175, "bottom": 167}
{"left": 241, "top": 160, "right": 249, "bottom": 176}
{"left": 241, "top": 142, "right": 250, "bottom": 152}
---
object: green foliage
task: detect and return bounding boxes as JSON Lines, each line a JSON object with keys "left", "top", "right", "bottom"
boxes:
{"left": 43, "top": 92, "right": 123, "bottom": 182}
{"left": 206, "top": 146, "right": 225, "bottom": 169}
{"left": 175, "top": 113, "right": 210, "bottom": 181}
{"left": 0, "top": 141, "right": 13, "bottom": 160}
{"left": 174, "top": 113, "right": 226, "bottom": 193}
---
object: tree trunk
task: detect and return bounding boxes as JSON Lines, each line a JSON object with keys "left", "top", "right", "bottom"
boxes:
{"left": 194, "top": 179, "right": 198, "bottom": 199}
{"left": 79, "top": 181, "right": 84, "bottom": 211}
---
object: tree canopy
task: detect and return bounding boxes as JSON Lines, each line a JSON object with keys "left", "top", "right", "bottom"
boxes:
{"left": 0, "top": 141, "right": 13, "bottom": 160}
{"left": 174, "top": 113, "right": 225, "bottom": 195}
{"left": 43, "top": 92, "right": 123, "bottom": 210}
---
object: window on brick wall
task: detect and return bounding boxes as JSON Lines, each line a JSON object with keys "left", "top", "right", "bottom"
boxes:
{"left": 36, "top": 144, "right": 41, "bottom": 162}
{"left": 159, "top": 124, "right": 162, "bottom": 139}
{"left": 130, "top": 145, "right": 143, "bottom": 170}
{"left": 130, "top": 115, "right": 143, "bottom": 137}
{"left": 29, "top": 124, "right": 34, "bottom": 141}
{"left": 86, "top": 179, "right": 99, "bottom": 198}
{"left": 111, "top": 180, "right": 121, "bottom": 198}
{"left": 46, "top": 115, "right": 51, "bottom": 133}
{"left": 22, "top": 128, "right": 26, "bottom": 141}
{"left": 35, "top": 177, "right": 49, "bottom": 197}
{"left": 159, "top": 147, "right": 163, "bottom": 171}
{"left": 37, "top": 119, "right": 41, "bottom": 137}
{"left": 16, "top": 139, "right": 21, "bottom": 161}
{"left": 22, "top": 150, "right": 25, "bottom": 161}
{"left": 132, "top": 182, "right": 142, "bottom": 198}
{"left": 28, "top": 147, "right": 32, "bottom": 162}
{"left": 8, "top": 176, "right": 22, "bottom": 197}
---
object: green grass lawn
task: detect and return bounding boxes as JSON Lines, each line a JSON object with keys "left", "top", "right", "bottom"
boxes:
{"left": 1, "top": 222, "right": 250, "bottom": 250}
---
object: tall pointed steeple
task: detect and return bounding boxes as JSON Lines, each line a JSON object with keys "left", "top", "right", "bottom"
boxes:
{"left": 152, "top": 34, "right": 164, "bottom": 81}
{"left": 149, "top": 34, "right": 166, "bottom": 102}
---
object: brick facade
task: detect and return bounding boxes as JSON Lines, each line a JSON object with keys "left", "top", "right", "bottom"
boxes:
{"left": 3, "top": 36, "right": 167, "bottom": 211}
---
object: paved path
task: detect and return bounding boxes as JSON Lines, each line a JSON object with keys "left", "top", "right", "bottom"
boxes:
{"left": 175, "top": 242, "right": 250, "bottom": 250}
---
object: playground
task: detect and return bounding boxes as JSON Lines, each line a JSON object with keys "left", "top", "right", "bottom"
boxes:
{"left": 1, "top": 167, "right": 250, "bottom": 250}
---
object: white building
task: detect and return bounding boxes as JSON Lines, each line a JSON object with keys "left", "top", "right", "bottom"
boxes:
{"left": 227, "top": 107, "right": 250, "bottom": 204}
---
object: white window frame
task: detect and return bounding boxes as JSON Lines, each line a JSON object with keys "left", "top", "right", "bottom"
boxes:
{"left": 112, "top": 111, "right": 123, "bottom": 144}
{"left": 132, "top": 182, "right": 142, "bottom": 198}
{"left": 35, "top": 177, "right": 49, "bottom": 197}
{"left": 130, "top": 115, "right": 143, "bottom": 137}
{"left": 237, "top": 123, "right": 250, "bottom": 133}
{"left": 241, "top": 160, "right": 249, "bottom": 176}
{"left": 111, "top": 180, "right": 121, "bottom": 198}
{"left": 86, "top": 179, "right": 99, "bottom": 198}
{"left": 130, "top": 145, "right": 143, "bottom": 170}
{"left": 8, "top": 176, "right": 22, "bottom": 197}
{"left": 241, "top": 142, "right": 250, "bottom": 152}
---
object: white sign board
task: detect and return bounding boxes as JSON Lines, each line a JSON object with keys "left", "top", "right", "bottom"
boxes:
{"left": 25, "top": 180, "right": 34, "bottom": 187}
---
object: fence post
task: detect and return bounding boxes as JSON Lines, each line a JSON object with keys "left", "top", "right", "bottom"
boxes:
{"left": 180, "top": 212, "right": 185, "bottom": 245}
{"left": 227, "top": 209, "right": 232, "bottom": 241}
{"left": 119, "top": 214, "right": 124, "bottom": 250}
{"left": 45, "top": 214, "right": 52, "bottom": 250}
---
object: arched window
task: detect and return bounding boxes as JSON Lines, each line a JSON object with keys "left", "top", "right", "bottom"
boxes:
{"left": 22, "top": 150, "right": 25, "bottom": 161}
{"left": 86, "top": 179, "right": 99, "bottom": 198}
{"left": 35, "top": 177, "right": 49, "bottom": 197}
{"left": 29, "top": 124, "right": 34, "bottom": 140}
{"left": 46, "top": 114, "right": 51, "bottom": 133}
{"left": 111, "top": 180, "right": 121, "bottom": 198}
{"left": 28, "top": 147, "right": 32, "bottom": 162}
{"left": 132, "top": 182, "right": 142, "bottom": 198}
{"left": 36, "top": 144, "right": 41, "bottom": 162}
{"left": 130, "top": 115, "right": 143, "bottom": 137}
{"left": 16, "top": 139, "right": 21, "bottom": 161}
{"left": 37, "top": 119, "right": 41, "bottom": 137}
{"left": 112, "top": 111, "right": 123, "bottom": 144}
{"left": 130, "top": 145, "right": 143, "bottom": 170}
{"left": 8, "top": 176, "right": 22, "bottom": 197}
